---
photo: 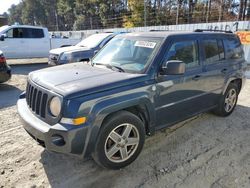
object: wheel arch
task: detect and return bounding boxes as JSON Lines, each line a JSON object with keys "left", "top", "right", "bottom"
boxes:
{"left": 81, "top": 95, "right": 155, "bottom": 158}
{"left": 223, "top": 77, "right": 243, "bottom": 95}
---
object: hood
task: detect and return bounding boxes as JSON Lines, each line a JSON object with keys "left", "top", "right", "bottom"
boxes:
{"left": 29, "top": 63, "right": 147, "bottom": 98}
{"left": 49, "top": 45, "right": 91, "bottom": 55}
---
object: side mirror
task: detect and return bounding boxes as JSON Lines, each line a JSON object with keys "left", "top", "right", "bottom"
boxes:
{"left": 0, "top": 34, "right": 5, "bottom": 41}
{"left": 161, "top": 60, "right": 185, "bottom": 75}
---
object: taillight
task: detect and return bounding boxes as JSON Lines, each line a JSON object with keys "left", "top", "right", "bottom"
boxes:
{"left": 0, "top": 56, "right": 6, "bottom": 63}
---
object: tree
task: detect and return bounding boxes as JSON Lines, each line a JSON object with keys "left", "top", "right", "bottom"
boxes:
{"left": 123, "top": 0, "right": 144, "bottom": 28}
{"left": 8, "top": 3, "right": 24, "bottom": 25}
{"left": 6, "top": 0, "right": 249, "bottom": 31}
{"left": 21, "top": 0, "right": 47, "bottom": 25}
{"left": 57, "top": 0, "right": 76, "bottom": 30}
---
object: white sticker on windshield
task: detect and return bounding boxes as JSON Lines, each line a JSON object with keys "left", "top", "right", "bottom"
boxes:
{"left": 134, "top": 41, "right": 156, "bottom": 49}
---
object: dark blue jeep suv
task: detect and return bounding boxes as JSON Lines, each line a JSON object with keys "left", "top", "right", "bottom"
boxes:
{"left": 18, "top": 30, "right": 247, "bottom": 169}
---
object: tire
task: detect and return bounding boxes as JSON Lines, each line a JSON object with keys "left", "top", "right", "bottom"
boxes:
{"left": 213, "top": 83, "right": 239, "bottom": 117}
{"left": 92, "top": 111, "right": 145, "bottom": 169}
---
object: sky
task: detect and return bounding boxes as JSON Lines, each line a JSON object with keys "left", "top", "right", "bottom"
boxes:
{"left": 0, "top": 0, "right": 21, "bottom": 14}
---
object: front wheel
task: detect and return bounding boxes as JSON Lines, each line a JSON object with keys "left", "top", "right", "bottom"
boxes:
{"left": 214, "top": 83, "right": 239, "bottom": 117}
{"left": 92, "top": 111, "right": 145, "bottom": 169}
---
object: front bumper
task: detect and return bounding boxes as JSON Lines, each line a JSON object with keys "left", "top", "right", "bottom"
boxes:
{"left": 48, "top": 60, "right": 57, "bottom": 66}
{"left": 17, "top": 98, "right": 89, "bottom": 157}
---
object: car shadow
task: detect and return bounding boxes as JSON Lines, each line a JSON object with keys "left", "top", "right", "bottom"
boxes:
{"left": 40, "top": 151, "right": 117, "bottom": 188}
{"left": 40, "top": 104, "right": 250, "bottom": 188}
{"left": 0, "top": 84, "right": 22, "bottom": 109}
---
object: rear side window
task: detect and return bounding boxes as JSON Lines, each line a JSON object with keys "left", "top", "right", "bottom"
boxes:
{"left": 166, "top": 40, "right": 199, "bottom": 68}
{"left": 203, "top": 39, "right": 225, "bottom": 65}
{"left": 30, "top": 29, "right": 44, "bottom": 38}
{"left": 224, "top": 37, "right": 243, "bottom": 60}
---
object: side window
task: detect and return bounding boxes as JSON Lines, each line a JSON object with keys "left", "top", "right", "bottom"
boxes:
{"left": 22, "top": 28, "right": 32, "bottom": 38}
{"left": 6, "top": 29, "right": 13, "bottom": 38}
{"left": 6, "top": 28, "right": 29, "bottom": 38}
{"left": 203, "top": 39, "right": 225, "bottom": 65}
{"left": 6, "top": 28, "right": 44, "bottom": 38}
{"left": 31, "top": 29, "right": 44, "bottom": 38}
{"left": 166, "top": 40, "right": 199, "bottom": 69}
{"left": 224, "top": 38, "right": 243, "bottom": 60}
{"left": 217, "top": 40, "right": 225, "bottom": 60}
{"left": 6, "top": 28, "right": 24, "bottom": 38}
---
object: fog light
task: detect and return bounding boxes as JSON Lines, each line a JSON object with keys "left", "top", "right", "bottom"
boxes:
{"left": 51, "top": 134, "right": 65, "bottom": 146}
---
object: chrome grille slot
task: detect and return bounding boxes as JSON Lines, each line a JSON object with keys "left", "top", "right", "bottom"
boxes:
{"left": 32, "top": 88, "right": 37, "bottom": 111}
{"left": 36, "top": 91, "right": 42, "bottom": 114}
{"left": 29, "top": 87, "right": 34, "bottom": 107}
{"left": 25, "top": 81, "right": 49, "bottom": 119}
{"left": 41, "top": 94, "right": 48, "bottom": 118}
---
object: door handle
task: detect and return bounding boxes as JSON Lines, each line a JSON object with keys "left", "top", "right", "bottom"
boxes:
{"left": 221, "top": 68, "right": 228, "bottom": 74}
{"left": 192, "top": 75, "right": 201, "bottom": 81}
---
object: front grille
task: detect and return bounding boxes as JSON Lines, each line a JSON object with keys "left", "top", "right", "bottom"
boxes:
{"left": 26, "top": 81, "right": 48, "bottom": 118}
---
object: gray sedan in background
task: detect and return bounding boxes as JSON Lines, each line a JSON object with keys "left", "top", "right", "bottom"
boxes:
{"left": 48, "top": 32, "right": 122, "bottom": 65}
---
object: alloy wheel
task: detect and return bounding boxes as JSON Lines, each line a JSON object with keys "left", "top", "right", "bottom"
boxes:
{"left": 104, "top": 123, "right": 140, "bottom": 163}
{"left": 224, "top": 88, "right": 237, "bottom": 113}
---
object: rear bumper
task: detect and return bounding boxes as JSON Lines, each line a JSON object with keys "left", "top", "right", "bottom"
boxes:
{"left": 0, "top": 66, "right": 11, "bottom": 83}
{"left": 17, "top": 98, "right": 89, "bottom": 157}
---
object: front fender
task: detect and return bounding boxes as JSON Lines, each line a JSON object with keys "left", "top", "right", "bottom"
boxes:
{"left": 81, "top": 91, "right": 155, "bottom": 157}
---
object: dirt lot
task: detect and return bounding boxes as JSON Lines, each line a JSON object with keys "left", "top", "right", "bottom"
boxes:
{"left": 0, "top": 64, "right": 250, "bottom": 188}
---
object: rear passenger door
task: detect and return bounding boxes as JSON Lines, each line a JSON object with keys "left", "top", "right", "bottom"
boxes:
{"left": 200, "top": 38, "right": 227, "bottom": 105}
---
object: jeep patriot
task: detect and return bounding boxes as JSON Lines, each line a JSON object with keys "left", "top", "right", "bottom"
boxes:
{"left": 17, "top": 30, "right": 247, "bottom": 169}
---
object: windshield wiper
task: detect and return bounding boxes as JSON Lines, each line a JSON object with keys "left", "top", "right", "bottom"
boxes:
{"left": 94, "top": 63, "right": 125, "bottom": 72}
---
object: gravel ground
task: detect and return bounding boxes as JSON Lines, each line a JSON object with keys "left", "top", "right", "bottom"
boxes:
{"left": 0, "top": 64, "right": 250, "bottom": 188}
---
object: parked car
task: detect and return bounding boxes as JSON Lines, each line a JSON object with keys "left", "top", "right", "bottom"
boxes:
{"left": 48, "top": 32, "right": 124, "bottom": 66}
{"left": 17, "top": 30, "right": 247, "bottom": 169}
{"left": 0, "top": 50, "right": 11, "bottom": 83}
{"left": 0, "top": 24, "right": 80, "bottom": 59}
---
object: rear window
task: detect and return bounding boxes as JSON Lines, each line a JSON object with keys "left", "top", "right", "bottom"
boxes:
{"left": 203, "top": 39, "right": 225, "bottom": 65}
{"left": 224, "top": 37, "right": 243, "bottom": 60}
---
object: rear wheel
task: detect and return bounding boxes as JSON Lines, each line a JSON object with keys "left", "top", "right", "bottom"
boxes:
{"left": 214, "top": 83, "right": 238, "bottom": 117}
{"left": 92, "top": 111, "right": 145, "bottom": 169}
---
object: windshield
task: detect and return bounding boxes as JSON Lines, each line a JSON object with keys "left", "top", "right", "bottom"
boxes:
{"left": 92, "top": 37, "right": 162, "bottom": 73}
{"left": 76, "top": 33, "right": 112, "bottom": 48}
{"left": 0, "top": 26, "right": 9, "bottom": 34}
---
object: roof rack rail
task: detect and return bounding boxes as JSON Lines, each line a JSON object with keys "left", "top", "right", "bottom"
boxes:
{"left": 149, "top": 29, "right": 169, "bottom": 32}
{"left": 194, "top": 29, "right": 233, "bottom": 34}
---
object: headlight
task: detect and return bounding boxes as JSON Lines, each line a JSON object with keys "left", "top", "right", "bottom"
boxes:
{"left": 49, "top": 97, "right": 61, "bottom": 117}
{"left": 60, "top": 52, "right": 72, "bottom": 62}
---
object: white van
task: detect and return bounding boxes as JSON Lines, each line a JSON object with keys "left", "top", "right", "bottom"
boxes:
{"left": 0, "top": 25, "right": 81, "bottom": 59}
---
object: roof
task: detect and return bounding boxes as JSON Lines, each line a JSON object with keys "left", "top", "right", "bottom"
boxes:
{"left": 124, "top": 31, "right": 235, "bottom": 39}
{"left": 10, "top": 24, "right": 46, "bottom": 29}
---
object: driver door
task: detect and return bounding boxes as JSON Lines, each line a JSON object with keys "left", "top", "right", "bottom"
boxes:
{"left": 154, "top": 38, "right": 207, "bottom": 129}
{"left": 1, "top": 27, "right": 30, "bottom": 58}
